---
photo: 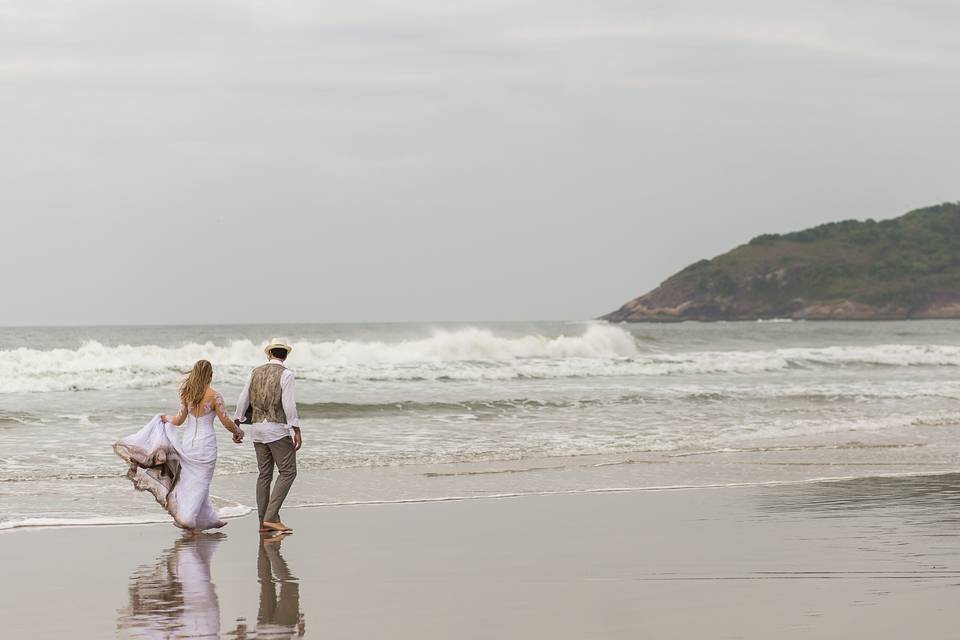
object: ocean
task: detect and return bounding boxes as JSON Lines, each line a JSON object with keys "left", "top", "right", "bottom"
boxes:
{"left": 2, "top": 320, "right": 959, "bottom": 530}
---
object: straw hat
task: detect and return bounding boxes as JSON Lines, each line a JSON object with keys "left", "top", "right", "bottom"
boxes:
{"left": 264, "top": 337, "right": 293, "bottom": 356}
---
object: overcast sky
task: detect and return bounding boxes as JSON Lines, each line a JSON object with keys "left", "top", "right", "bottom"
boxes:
{"left": 2, "top": 0, "right": 958, "bottom": 325}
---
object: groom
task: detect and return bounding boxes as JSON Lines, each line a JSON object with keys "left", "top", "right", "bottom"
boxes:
{"left": 234, "top": 337, "right": 302, "bottom": 533}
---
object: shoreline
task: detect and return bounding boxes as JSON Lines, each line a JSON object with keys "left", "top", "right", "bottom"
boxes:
{"left": 4, "top": 463, "right": 960, "bottom": 534}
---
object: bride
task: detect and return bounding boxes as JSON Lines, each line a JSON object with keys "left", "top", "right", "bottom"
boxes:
{"left": 114, "top": 360, "right": 245, "bottom": 531}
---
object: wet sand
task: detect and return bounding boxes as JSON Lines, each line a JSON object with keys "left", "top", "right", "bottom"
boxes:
{"left": 1, "top": 474, "right": 959, "bottom": 639}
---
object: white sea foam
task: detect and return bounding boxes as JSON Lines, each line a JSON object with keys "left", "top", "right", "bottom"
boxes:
{"left": 3, "top": 325, "right": 960, "bottom": 392}
{"left": 0, "top": 514, "right": 173, "bottom": 531}
{"left": 0, "top": 324, "right": 638, "bottom": 392}
{"left": 0, "top": 501, "right": 253, "bottom": 531}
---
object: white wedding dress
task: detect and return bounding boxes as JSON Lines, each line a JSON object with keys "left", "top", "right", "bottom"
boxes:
{"left": 114, "top": 394, "right": 229, "bottom": 531}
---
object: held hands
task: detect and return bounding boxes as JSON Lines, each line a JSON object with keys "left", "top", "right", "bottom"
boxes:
{"left": 232, "top": 419, "right": 245, "bottom": 444}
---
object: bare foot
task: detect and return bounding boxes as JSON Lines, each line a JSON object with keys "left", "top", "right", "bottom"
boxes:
{"left": 262, "top": 521, "right": 293, "bottom": 532}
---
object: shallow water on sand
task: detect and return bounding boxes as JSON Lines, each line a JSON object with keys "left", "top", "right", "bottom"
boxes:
{"left": 2, "top": 320, "right": 960, "bottom": 529}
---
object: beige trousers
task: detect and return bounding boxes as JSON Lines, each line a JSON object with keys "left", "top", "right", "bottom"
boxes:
{"left": 254, "top": 436, "right": 297, "bottom": 524}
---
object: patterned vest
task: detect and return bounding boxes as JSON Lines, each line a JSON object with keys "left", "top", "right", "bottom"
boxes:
{"left": 249, "top": 363, "right": 287, "bottom": 424}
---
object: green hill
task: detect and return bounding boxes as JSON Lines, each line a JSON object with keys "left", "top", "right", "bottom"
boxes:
{"left": 602, "top": 202, "right": 960, "bottom": 322}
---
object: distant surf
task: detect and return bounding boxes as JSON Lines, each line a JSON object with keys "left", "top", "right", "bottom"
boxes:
{"left": 2, "top": 324, "right": 960, "bottom": 393}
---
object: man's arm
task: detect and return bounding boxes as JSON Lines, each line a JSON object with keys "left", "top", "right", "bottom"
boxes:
{"left": 233, "top": 371, "right": 253, "bottom": 424}
{"left": 281, "top": 370, "right": 301, "bottom": 451}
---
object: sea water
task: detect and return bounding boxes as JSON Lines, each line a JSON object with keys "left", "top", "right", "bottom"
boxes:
{"left": 2, "top": 320, "right": 959, "bottom": 530}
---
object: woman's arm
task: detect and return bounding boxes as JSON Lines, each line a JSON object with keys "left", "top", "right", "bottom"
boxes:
{"left": 214, "top": 392, "right": 244, "bottom": 441}
{"left": 161, "top": 401, "right": 188, "bottom": 426}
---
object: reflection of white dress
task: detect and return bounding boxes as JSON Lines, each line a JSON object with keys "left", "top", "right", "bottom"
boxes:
{"left": 114, "top": 395, "right": 228, "bottom": 530}
{"left": 118, "top": 533, "right": 222, "bottom": 639}
{"left": 177, "top": 535, "right": 222, "bottom": 638}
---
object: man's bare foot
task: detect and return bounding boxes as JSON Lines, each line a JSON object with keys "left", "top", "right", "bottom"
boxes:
{"left": 262, "top": 521, "right": 293, "bottom": 532}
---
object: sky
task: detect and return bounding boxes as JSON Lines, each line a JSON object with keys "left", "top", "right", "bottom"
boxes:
{"left": 1, "top": 0, "right": 958, "bottom": 325}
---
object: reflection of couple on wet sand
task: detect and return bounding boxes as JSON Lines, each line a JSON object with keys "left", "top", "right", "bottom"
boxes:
{"left": 118, "top": 533, "right": 304, "bottom": 639}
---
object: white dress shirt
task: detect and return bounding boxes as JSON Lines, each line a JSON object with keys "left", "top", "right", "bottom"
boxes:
{"left": 233, "top": 358, "right": 301, "bottom": 444}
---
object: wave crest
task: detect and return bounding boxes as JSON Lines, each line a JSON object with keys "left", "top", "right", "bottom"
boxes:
{"left": 0, "top": 324, "right": 638, "bottom": 393}
{"left": 3, "top": 325, "right": 960, "bottom": 393}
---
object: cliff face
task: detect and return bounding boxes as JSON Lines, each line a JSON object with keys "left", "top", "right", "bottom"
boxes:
{"left": 602, "top": 203, "right": 960, "bottom": 322}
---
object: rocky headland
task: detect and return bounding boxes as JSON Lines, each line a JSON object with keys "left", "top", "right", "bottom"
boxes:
{"left": 602, "top": 202, "right": 960, "bottom": 322}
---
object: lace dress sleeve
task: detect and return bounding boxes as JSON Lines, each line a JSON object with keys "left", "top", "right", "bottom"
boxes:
{"left": 214, "top": 392, "right": 229, "bottom": 421}
{"left": 164, "top": 400, "right": 188, "bottom": 426}
{"left": 213, "top": 392, "right": 237, "bottom": 432}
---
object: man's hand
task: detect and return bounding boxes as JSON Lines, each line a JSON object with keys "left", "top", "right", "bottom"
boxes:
{"left": 234, "top": 418, "right": 242, "bottom": 427}
{"left": 292, "top": 427, "right": 302, "bottom": 451}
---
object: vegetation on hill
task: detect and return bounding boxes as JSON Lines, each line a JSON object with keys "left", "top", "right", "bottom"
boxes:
{"left": 602, "top": 202, "right": 960, "bottom": 322}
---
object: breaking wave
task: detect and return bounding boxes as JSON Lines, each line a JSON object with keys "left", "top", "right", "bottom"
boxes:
{"left": 2, "top": 323, "right": 960, "bottom": 392}
{"left": 0, "top": 324, "right": 638, "bottom": 392}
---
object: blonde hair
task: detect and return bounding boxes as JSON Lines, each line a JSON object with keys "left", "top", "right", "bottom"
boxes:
{"left": 180, "top": 360, "right": 213, "bottom": 408}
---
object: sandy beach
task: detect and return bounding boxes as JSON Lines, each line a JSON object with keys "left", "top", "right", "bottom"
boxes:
{"left": 2, "top": 472, "right": 958, "bottom": 639}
